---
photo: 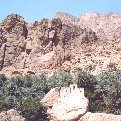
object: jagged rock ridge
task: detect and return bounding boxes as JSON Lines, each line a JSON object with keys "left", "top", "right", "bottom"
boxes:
{"left": 0, "top": 12, "right": 121, "bottom": 76}
{"left": 78, "top": 12, "right": 121, "bottom": 41}
{"left": 54, "top": 12, "right": 79, "bottom": 25}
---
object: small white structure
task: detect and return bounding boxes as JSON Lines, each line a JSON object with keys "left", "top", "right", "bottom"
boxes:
{"left": 60, "top": 84, "right": 85, "bottom": 98}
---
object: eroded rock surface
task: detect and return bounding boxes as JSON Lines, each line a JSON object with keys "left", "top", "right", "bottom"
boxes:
{"left": 79, "top": 112, "right": 121, "bottom": 121}
{"left": 0, "top": 13, "right": 98, "bottom": 76}
{"left": 0, "top": 14, "right": 27, "bottom": 71}
{"left": 41, "top": 84, "right": 88, "bottom": 121}
{"left": 41, "top": 85, "right": 121, "bottom": 121}
{"left": 1, "top": 12, "right": 121, "bottom": 76}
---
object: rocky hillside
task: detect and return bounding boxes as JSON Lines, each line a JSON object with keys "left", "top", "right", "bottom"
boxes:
{"left": 78, "top": 12, "right": 121, "bottom": 41}
{"left": 0, "top": 12, "right": 121, "bottom": 76}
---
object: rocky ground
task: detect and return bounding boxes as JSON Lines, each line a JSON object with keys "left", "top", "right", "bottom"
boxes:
{"left": 0, "top": 12, "right": 121, "bottom": 77}
{"left": 0, "top": 109, "right": 25, "bottom": 121}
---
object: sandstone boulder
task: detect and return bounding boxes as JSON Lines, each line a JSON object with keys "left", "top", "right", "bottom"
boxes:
{"left": 41, "top": 84, "right": 89, "bottom": 121}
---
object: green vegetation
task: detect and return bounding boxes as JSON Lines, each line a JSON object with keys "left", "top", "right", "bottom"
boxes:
{"left": 95, "top": 71, "right": 121, "bottom": 114}
{"left": 0, "top": 73, "right": 50, "bottom": 121}
{"left": 0, "top": 67, "right": 121, "bottom": 120}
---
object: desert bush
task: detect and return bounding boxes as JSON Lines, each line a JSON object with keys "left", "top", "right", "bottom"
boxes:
{"left": 32, "top": 73, "right": 49, "bottom": 95}
{"left": 74, "top": 67, "right": 97, "bottom": 94}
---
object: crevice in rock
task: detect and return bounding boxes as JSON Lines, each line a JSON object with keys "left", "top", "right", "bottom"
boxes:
{"left": 53, "top": 32, "right": 59, "bottom": 47}
{"left": 22, "top": 22, "right": 28, "bottom": 39}
{"left": 0, "top": 44, "right": 7, "bottom": 71}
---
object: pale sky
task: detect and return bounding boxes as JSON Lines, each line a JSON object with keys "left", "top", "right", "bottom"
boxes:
{"left": 0, "top": 0, "right": 121, "bottom": 22}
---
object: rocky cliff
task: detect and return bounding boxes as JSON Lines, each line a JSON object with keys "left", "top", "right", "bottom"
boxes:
{"left": 1, "top": 12, "right": 121, "bottom": 76}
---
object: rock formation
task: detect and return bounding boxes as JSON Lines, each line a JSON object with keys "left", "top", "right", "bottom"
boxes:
{"left": 0, "top": 13, "right": 98, "bottom": 76}
{"left": 1, "top": 12, "right": 121, "bottom": 120}
{"left": 54, "top": 12, "right": 79, "bottom": 25}
{"left": 41, "top": 85, "right": 121, "bottom": 121}
{"left": 1, "top": 12, "right": 121, "bottom": 76}
{"left": 0, "top": 14, "right": 27, "bottom": 75}
{"left": 41, "top": 84, "right": 89, "bottom": 121}
{"left": 78, "top": 12, "right": 121, "bottom": 41}
{"left": 79, "top": 112, "right": 121, "bottom": 121}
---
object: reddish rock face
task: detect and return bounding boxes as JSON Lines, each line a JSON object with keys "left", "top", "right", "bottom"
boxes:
{"left": 1, "top": 12, "right": 121, "bottom": 76}
{"left": 0, "top": 13, "right": 90, "bottom": 76}
{"left": 0, "top": 14, "right": 26, "bottom": 71}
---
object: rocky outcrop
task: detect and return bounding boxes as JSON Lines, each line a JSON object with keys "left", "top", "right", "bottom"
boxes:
{"left": 41, "top": 84, "right": 89, "bottom": 121}
{"left": 0, "top": 13, "right": 99, "bottom": 76}
{"left": 79, "top": 112, "right": 121, "bottom": 121}
{"left": 78, "top": 12, "right": 121, "bottom": 41}
{"left": 0, "top": 14, "right": 26, "bottom": 71}
{"left": 0, "top": 109, "right": 25, "bottom": 121}
{"left": 1, "top": 12, "right": 121, "bottom": 76}
{"left": 54, "top": 12, "right": 79, "bottom": 25}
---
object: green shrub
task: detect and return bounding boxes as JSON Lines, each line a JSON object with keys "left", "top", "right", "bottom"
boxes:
{"left": 18, "top": 98, "right": 49, "bottom": 121}
{"left": 0, "top": 100, "right": 8, "bottom": 112}
{"left": 48, "top": 70, "right": 73, "bottom": 88}
{"left": 0, "top": 74, "right": 49, "bottom": 120}
{"left": 74, "top": 68, "right": 97, "bottom": 93}
{"left": 95, "top": 71, "right": 121, "bottom": 114}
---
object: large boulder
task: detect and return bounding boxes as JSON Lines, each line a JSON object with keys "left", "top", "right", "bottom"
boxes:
{"left": 41, "top": 84, "right": 89, "bottom": 121}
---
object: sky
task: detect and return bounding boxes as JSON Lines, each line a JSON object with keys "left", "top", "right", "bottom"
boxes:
{"left": 0, "top": 0, "right": 121, "bottom": 22}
